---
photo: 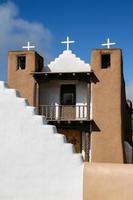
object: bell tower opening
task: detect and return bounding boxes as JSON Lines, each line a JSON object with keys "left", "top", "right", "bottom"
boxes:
{"left": 17, "top": 55, "right": 26, "bottom": 70}
{"left": 101, "top": 54, "right": 111, "bottom": 68}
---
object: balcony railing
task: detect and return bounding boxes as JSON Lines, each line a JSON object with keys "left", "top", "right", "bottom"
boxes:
{"left": 39, "top": 105, "right": 89, "bottom": 121}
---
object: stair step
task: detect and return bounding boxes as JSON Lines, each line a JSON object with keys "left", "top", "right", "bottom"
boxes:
{"left": 73, "top": 153, "right": 83, "bottom": 164}
{"left": 0, "top": 81, "right": 8, "bottom": 89}
{"left": 5, "top": 89, "right": 21, "bottom": 97}
{"left": 26, "top": 106, "right": 38, "bottom": 115}
{"left": 52, "top": 126, "right": 57, "bottom": 133}
{"left": 54, "top": 133, "right": 67, "bottom": 143}
{"left": 63, "top": 143, "right": 76, "bottom": 154}
{"left": 33, "top": 115, "right": 47, "bottom": 125}
{"left": 17, "top": 98, "right": 29, "bottom": 106}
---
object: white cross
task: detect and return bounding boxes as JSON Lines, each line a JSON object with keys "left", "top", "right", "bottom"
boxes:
{"left": 61, "top": 36, "right": 75, "bottom": 51}
{"left": 22, "top": 41, "right": 35, "bottom": 51}
{"left": 101, "top": 38, "right": 116, "bottom": 49}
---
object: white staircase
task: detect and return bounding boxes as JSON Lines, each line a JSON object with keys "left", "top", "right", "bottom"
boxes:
{"left": 0, "top": 81, "right": 83, "bottom": 200}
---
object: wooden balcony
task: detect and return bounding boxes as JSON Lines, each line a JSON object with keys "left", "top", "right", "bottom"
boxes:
{"left": 39, "top": 105, "right": 89, "bottom": 121}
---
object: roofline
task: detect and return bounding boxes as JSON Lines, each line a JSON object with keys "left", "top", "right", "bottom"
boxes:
{"left": 8, "top": 50, "right": 43, "bottom": 58}
{"left": 92, "top": 48, "right": 122, "bottom": 51}
{"left": 31, "top": 71, "right": 92, "bottom": 75}
{"left": 8, "top": 50, "right": 36, "bottom": 52}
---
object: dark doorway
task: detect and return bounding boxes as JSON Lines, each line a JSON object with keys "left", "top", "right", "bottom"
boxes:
{"left": 60, "top": 84, "right": 76, "bottom": 105}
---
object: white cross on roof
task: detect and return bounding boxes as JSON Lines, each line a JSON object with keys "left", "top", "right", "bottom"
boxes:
{"left": 22, "top": 41, "right": 35, "bottom": 51}
{"left": 61, "top": 36, "right": 75, "bottom": 51}
{"left": 101, "top": 38, "right": 116, "bottom": 49}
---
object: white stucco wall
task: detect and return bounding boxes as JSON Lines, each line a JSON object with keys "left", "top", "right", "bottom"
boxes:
{"left": 40, "top": 81, "right": 60, "bottom": 105}
{"left": 0, "top": 81, "right": 83, "bottom": 200}
{"left": 40, "top": 80, "right": 88, "bottom": 105}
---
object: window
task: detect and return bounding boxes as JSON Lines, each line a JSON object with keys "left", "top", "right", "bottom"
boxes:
{"left": 17, "top": 55, "right": 26, "bottom": 70}
{"left": 60, "top": 85, "right": 76, "bottom": 105}
{"left": 101, "top": 54, "right": 111, "bottom": 68}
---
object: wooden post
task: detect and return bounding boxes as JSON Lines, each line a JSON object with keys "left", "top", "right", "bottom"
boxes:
{"left": 85, "top": 132, "right": 90, "bottom": 161}
{"left": 34, "top": 81, "right": 39, "bottom": 114}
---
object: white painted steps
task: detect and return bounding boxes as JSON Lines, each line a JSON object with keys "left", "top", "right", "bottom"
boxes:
{"left": 0, "top": 81, "right": 83, "bottom": 200}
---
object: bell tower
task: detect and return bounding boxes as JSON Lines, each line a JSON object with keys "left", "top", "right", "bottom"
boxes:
{"left": 91, "top": 48, "right": 125, "bottom": 163}
{"left": 8, "top": 50, "right": 43, "bottom": 106}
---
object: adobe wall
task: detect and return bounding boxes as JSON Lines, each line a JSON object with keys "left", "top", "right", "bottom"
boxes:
{"left": 91, "top": 49, "right": 124, "bottom": 163}
{"left": 8, "top": 51, "right": 43, "bottom": 106}
{"left": 84, "top": 163, "right": 133, "bottom": 200}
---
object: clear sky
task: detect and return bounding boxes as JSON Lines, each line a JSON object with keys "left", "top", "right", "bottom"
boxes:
{"left": 0, "top": 0, "right": 133, "bottom": 100}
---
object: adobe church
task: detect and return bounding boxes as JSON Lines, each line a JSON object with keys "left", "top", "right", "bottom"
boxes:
{"left": 8, "top": 37, "right": 133, "bottom": 163}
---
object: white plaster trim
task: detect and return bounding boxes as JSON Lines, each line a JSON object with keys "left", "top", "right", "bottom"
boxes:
{"left": 45, "top": 50, "right": 91, "bottom": 72}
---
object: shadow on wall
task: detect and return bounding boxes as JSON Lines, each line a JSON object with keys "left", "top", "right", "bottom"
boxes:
{"left": 91, "top": 120, "right": 101, "bottom": 132}
{"left": 91, "top": 73, "right": 99, "bottom": 84}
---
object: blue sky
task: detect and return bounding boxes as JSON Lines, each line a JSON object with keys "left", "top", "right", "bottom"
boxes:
{"left": 0, "top": 0, "right": 133, "bottom": 100}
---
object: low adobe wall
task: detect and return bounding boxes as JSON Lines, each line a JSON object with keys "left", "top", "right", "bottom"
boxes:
{"left": 84, "top": 163, "right": 133, "bottom": 200}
